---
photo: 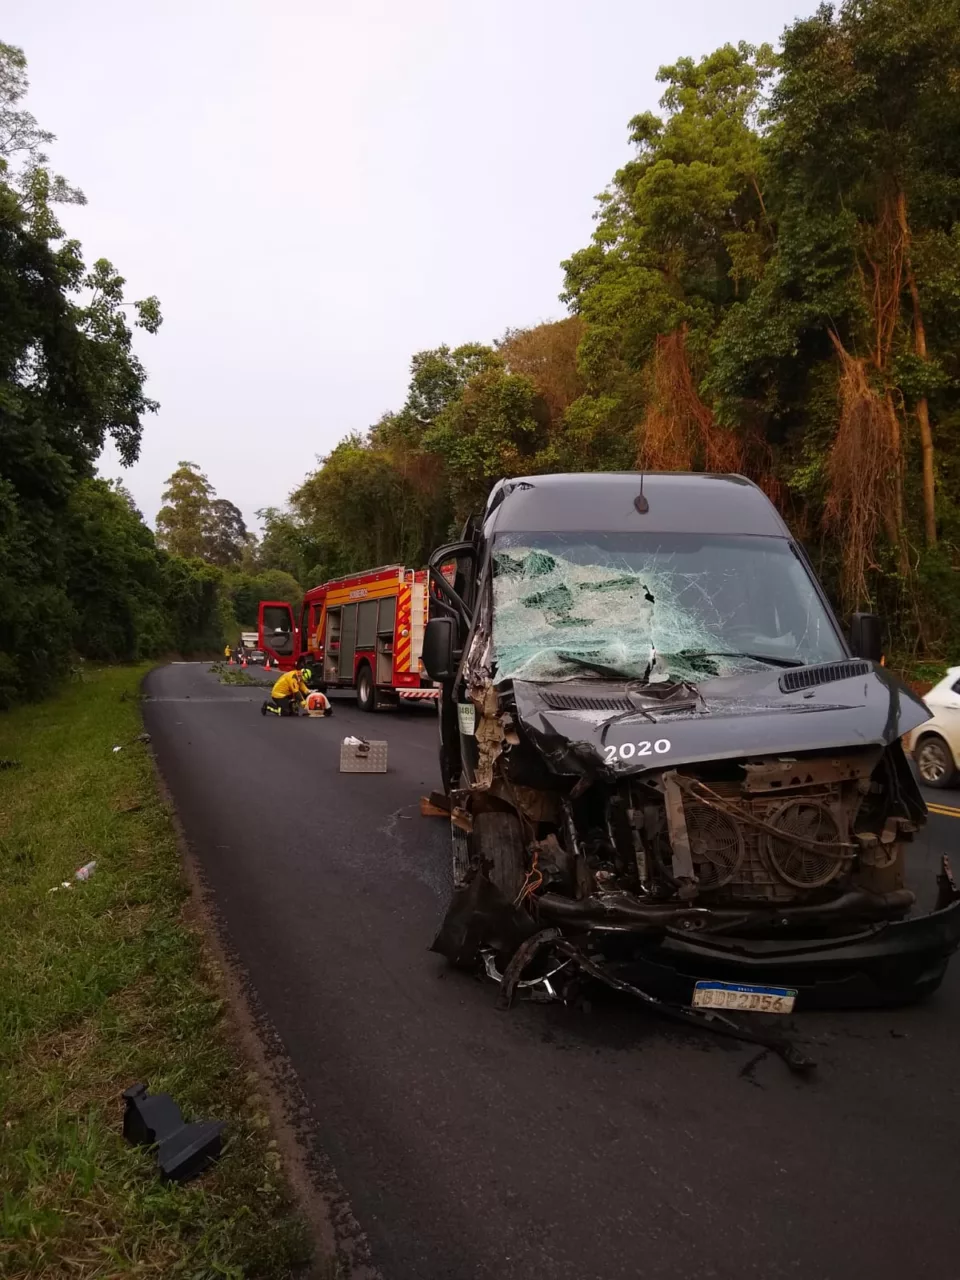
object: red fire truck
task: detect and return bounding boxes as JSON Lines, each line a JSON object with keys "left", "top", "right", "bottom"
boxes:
{"left": 258, "top": 565, "right": 439, "bottom": 711}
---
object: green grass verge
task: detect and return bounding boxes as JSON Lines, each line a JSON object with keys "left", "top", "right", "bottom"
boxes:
{"left": 0, "top": 665, "right": 313, "bottom": 1278}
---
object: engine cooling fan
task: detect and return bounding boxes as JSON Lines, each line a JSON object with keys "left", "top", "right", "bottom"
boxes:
{"left": 685, "top": 802, "right": 744, "bottom": 890}
{"left": 764, "top": 799, "right": 846, "bottom": 888}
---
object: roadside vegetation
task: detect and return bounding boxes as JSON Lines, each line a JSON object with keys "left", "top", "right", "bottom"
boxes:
{"left": 241, "top": 0, "right": 960, "bottom": 671}
{"left": 0, "top": 48, "right": 296, "bottom": 709}
{"left": 0, "top": 665, "right": 313, "bottom": 1277}
{"left": 0, "top": 41, "right": 221, "bottom": 708}
{"left": 6, "top": 1, "right": 959, "bottom": 714}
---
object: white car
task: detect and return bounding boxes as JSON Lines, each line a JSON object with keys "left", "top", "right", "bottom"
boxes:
{"left": 905, "top": 666, "right": 960, "bottom": 788}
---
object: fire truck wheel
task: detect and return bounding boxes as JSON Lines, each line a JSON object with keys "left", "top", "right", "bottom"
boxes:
{"left": 356, "top": 662, "right": 377, "bottom": 712}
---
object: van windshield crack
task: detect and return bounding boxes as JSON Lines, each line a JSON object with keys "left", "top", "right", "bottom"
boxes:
{"left": 490, "top": 532, "right": 844, "bottom": 684}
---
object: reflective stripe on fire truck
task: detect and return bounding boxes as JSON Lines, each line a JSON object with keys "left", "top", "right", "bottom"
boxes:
{"left": 410, "top": 576, "right": 427, "bottom": 674}
{"left": 395, "top": 582, "right": 413, "bottom": 673}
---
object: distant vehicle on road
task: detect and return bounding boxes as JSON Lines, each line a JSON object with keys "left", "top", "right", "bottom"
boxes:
{"left": 258, "top": 566, "right": 439, "bottom": 711}
{"left": 905, "top": 667, "right": 960, "bottom": 788}
{"left": 247, "top": 648, "right": 266, "bottom": 666}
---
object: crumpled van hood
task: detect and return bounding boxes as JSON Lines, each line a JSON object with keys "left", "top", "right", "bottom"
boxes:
{"left": 509, "top": 664, "right": 930, "bottom": 778}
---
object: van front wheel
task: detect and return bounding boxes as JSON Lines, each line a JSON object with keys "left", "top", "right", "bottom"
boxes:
{"left": 473, "top": 812, "right": 527, "bottom": 903}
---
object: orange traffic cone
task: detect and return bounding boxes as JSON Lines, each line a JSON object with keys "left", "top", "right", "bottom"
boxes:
{"left": 242, "top": 656, "right": 248, "bottom": 667}
{"left": 264, "top": 658, "right": 270, "bottom": 670}
{"left": 228, "top": 656, "right": 235, "bottom": 665}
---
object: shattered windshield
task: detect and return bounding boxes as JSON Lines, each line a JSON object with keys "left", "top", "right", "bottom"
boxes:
{"left": 491, "top": 531, "right": 845, "bottom": 683}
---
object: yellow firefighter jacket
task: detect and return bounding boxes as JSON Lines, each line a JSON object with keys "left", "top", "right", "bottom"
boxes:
{"left": 271, "top": 669, "right": 309, "bottom": 700}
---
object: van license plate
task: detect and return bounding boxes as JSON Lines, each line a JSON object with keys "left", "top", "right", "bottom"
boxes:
{"left": 692, "top": 981, "right": 796, "bottom": 1014}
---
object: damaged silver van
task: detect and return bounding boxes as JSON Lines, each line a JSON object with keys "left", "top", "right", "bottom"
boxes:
{"left": 422, "top": 474, "right": 960, "bottom": 1049}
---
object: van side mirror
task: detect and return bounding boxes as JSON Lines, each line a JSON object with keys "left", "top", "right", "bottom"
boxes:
{"left": 422, "top": 617, "right": 457, "bottom": 682}
{"left": 850, "top": 612, "right": 883, "bottom": 662}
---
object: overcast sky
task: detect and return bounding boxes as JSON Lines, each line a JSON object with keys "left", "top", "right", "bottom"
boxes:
{"left": 8, "top": 0, "right": 805, "bottom": 531}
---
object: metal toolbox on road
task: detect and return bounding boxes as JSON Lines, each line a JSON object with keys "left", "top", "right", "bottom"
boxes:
{"left": 339, "top": 738, "right": 388, "bottom": 773}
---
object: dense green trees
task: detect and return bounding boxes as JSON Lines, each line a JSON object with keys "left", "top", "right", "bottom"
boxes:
{"left": 0, "top": 44, "right": 220, "bottom": 705}
{"left": 5, "top": 0, "right": 959, "bottom": 709}
{"left": 273, "top": 0, "right": 960, "bottom": 657}
{"left": 705, "top": 0, "right": 960, "bottom": 638}
{"left": 151, "top": 464, "right": 304, "bottom": 640}
{"left": 155, "top": 463, "right": 217, "bottom": 560}
{"left": 155, "top": 461, "right": 252, "bottom": 568}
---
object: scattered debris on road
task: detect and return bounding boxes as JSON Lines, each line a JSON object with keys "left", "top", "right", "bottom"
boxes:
{"left": 48, "top": 860, "right": 98, "bottom": 892}
{"left": 420, "top": 792, "right": 452, "bottom": 818}
{"left": 122, "top": 1082, "right": 225, "bottom": 1183}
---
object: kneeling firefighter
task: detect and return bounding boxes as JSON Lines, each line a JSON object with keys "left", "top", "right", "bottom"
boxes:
{"left": 262, "top": 663, "right": 312, "bottom": 717}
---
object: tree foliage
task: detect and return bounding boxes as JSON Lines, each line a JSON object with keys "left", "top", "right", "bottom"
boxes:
{"left": 271, "top": 0, "right": 960, "bottom": 657}
{"left": 0, "top": 44, "right": 220, "bottom": 705}
{"left": 703, "top": 0, "right": 960, "bottom": 637}
{"left": 8, "top": 2, "right": 960, "bottom": 699}
{"left": 155, "top": 462, "right": 251, "bottom": 567}
{"left": 290, "top": 432, "right": 450, "bottom": 582}
{"left": 221, "top": 569, "right": 302, "bottom": 631}
{"left": 156, "top": 462, "right": 216, "bottom": 560}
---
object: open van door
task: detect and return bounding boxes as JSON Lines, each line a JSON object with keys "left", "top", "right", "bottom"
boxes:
{"left": 258, "top": 601, "right": 298, "bottom": 669}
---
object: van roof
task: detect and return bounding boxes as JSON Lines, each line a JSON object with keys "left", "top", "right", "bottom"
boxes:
{"left": 484, "top": 473, "right": 791, "bottom": 538}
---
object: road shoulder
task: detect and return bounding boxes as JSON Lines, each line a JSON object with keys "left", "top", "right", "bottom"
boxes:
{"left": 166, "top": 735, "right": 379, "bottom": 1280}
{"left": 0, "top": 663, "right": 323, "bottom": 1278}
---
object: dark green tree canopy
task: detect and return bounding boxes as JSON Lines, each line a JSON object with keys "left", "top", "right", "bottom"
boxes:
{"left": 0, "top": 42, "right": 184, "bottom": 704}
{"left": 156, "top": 463, "right": 216, "bottom": 560}
{"left": 155, "top": 464, "right": 250, "bottom": 569}
{"left": 265, "top": 0, "right": 960, "bottom": 657}
{"left": 6, "top": 3, "right": 960, "bottom": 701}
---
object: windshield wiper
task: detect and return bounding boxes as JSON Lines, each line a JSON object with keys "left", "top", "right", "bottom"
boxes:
{"left": 676, "top": 649, "right": 804, "bottom": 669}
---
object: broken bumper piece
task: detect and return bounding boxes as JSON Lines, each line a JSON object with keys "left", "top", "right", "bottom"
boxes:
{"left": 606, "top": 859, "right": 960, "bottom": 1011}
{"left": 122, "top": 1082, "right": 225, "bottom": 1182}
{"left": 433, "top": 860, "right": 960, "bottom": 1075}
{"left": 487, "top": 925, "right": 817, "bottom": 1075}
{"left": 432, "top": 876, "right": 818, "bottom": 1074}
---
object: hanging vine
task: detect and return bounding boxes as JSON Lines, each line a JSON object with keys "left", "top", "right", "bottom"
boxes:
{"left": 638, "top": 328, "right": 743, "bottom": 474}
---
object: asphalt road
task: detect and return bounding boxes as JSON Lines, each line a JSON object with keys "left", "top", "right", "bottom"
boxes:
{"left": 145, "top": 663, "right": 960, "bottom": 1280}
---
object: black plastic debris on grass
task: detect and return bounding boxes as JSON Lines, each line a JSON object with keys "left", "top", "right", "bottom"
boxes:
{"left": 122, "top": 1082, "right": 225, "bottom": 1182}
{"left": 0, "top": 759, "right": 22, "bottom": 770}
